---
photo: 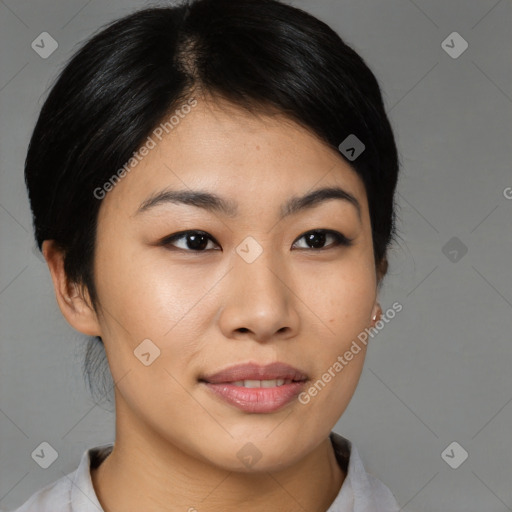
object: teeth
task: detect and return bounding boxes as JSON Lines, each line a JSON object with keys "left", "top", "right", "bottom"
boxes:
{"left": 231, "top": 379, "right": 291, "bottom": 388}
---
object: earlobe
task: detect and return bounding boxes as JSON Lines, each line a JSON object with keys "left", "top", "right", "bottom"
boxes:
{"left": 42, "top": 240, "right": 102, "bottom": 337}
{"left": 371, "top": 302, "right": 382, "bottom": 327}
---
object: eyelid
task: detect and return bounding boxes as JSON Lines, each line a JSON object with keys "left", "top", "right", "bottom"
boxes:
{"left": 160, "top": 230, "right": 220, "bottom": 249}
{"left": 160, "top": 229, "right": 353, "bottom": 251}
{"left": 291, "top": 229, "right": 354, "bottom": 249}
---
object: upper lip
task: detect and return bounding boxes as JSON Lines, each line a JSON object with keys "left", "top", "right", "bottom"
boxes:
{"left": 201, "top": 362, "right": 309, "bottom": 384}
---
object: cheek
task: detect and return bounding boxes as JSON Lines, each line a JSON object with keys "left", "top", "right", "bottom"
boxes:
{"left": 300, "top": 257, "right": 376, "bottom": 336}
{"left": 294, "top": 258, "right": 375, "bottom": 406}
{"left": 296, "top": 283, "right": 372, "bottom": 427}
{"left": 93, "top": 243, "right": 218, "bottom": 390}
{"left": 94, "top": 241, "right": 204, "bottom": 334}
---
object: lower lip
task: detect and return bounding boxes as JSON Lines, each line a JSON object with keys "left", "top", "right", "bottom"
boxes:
{"left": 202, "top": 381, "right": 307, "bottom": 413}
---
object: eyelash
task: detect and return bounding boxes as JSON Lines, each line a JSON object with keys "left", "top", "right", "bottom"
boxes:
{"left": 160, "top": 229, "right": 354, "bottom": 252}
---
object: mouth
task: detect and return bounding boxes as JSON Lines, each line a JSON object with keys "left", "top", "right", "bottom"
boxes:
{"left": 199, "top": 362, "right": 309, "bottom": 413}
{"left": 223, "top": 378, "right": 298, "bottom": 388}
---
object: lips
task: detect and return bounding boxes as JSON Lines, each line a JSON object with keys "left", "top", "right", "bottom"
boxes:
{"left": 200, "top": 362, "right": 309, "bottom": 384}
{"left": 199, "top": 362, "right": 309, "bottom": 413}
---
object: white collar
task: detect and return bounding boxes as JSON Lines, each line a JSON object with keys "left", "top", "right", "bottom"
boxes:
{"left": 327, "top": 432, "right": 399, "bottom": 511}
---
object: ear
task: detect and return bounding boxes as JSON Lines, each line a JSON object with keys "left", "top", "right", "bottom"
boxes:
{"left": 42, "top": 240, "right": 102, "bottom": 337}
{"left": 376, "top": 256, "right": 388, "bottom": 285}
{"left": 370, "top": 257, "right": 388, "bottom": 327}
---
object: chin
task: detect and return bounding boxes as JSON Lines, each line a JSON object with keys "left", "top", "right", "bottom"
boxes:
{"left": 199, "top": 436, "right": 308, "bottom": 474}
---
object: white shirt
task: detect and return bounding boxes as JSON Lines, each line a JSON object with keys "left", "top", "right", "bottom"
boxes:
{"left": 3, "top": 432, "right": 400, "bottom": 511}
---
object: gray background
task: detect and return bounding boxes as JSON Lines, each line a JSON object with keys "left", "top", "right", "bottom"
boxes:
{"left": 1, "top": 0, "right": 511, "bottom": 510}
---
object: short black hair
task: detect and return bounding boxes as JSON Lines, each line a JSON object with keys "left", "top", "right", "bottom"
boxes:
{"left": 25, "top": 0, "right": 400, "bottom": 403}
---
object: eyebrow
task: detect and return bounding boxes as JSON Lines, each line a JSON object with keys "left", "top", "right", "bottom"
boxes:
{"left": 136, "top": 185, "right": 361, "bottom": 222}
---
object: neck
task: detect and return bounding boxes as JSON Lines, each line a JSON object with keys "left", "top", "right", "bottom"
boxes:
{"left": 91, "top": 403, "right": 345, "bottom": 512}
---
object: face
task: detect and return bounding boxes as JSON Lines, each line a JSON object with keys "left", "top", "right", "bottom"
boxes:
{"left": 90, "top": 96, "right": 379, "bottom": 472}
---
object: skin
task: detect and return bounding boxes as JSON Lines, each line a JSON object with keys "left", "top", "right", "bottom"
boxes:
{"left": 43, "top": 94, "right": 385, "bottom": 512}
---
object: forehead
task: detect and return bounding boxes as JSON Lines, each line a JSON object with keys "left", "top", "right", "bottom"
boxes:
{"left": 98, "top": 97, "right": 368, "bottom": 220}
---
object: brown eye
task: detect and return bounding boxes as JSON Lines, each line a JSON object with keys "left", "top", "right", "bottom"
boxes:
{"left": 292, "top": 229, "right": 353, "bottom": 250}
{"left": 161, "top": 230, "right": 219, "bottom": 251}
{"left": 160, "top": 229, "right": 353, "bottom": 252}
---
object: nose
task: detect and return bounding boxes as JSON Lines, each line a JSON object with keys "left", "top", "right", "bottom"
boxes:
{"left": 217, "top": 245, "right": 300, "bottom": 343}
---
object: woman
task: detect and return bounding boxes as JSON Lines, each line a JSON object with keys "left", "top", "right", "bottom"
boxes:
{"left": 12, "top": 0, "right": 401, "bottom": 510}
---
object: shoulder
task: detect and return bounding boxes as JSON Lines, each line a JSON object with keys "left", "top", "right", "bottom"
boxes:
{"left": 329, "top": 432, "right": 400, "bottom": 512}
{"left": 2, "top": 444, "right": 113, "bottom": 512}
{"left": 2, "top": 472, "right": 73, "bottom": 512}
